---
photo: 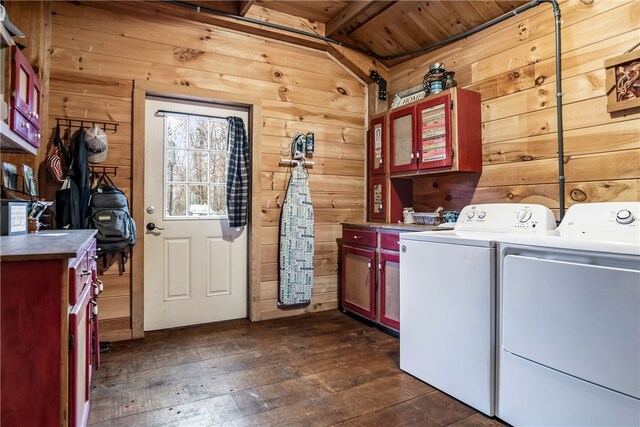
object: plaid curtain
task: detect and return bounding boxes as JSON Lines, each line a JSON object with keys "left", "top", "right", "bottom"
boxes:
{"left": 226, "top": 117, "right": 249, "bottom": 227}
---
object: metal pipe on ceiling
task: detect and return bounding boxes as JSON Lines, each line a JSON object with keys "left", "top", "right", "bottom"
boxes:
{"left": 163, "top": 0, "right": 377, "bottom": 58}
{"left": 164, "top": 0, "right": 565, "bottom": 219}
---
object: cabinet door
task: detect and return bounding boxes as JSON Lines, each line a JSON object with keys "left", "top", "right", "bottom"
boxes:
{"left": 30, "top": 76, "right": 42, "bottom": 130}
{"left": 369, "top": 115, "right": 386, "bottom": 175}
{"left": 369, "top": 176, "right": 385, "bottom": 220}
{"left": 389, "top": 105, "right": 417, "bottom": 173}
{"left": 379, "top": 251, "right": 400, "bottom": 330}
{"left": 69, "top": 284, "right": 92, "bottom": 427}
{"left": 91, "top": 283, "right": 100, "bottom": 370}
{"left": 342, "top": 245, "right": 376, "bottom": 320}
{"left": 10, "top": 46, "right": 32, "bottom": 119}
{"left": 416, "top": 93, "right": 452, "bottom": 170}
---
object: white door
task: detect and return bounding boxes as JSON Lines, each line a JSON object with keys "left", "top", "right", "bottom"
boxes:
{"left": 143, "top": 97, "right": 248, "bottom": 331}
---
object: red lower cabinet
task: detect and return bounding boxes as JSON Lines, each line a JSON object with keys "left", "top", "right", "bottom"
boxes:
{"left": 0, "top": 232, "right": 98, "bottom": 427}
{"left": 341, "top": 228, "right": 401, "bottom": 331}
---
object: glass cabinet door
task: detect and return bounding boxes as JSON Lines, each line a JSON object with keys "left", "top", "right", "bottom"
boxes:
{"left": 369, "top": 176, "right": 385, "bottom": 220}
{"left": 379, "top": 251, "right": 400, "bottom": 330}
{"left": 10, "top": 46, "right": 32, "bottom": 118}
{"left": 389, "top": 105, "right": 417, "bottom": 173}
{"left": 416, "top": 93, "right": 453, "bottom": 170}
{"left": 369, "top": 115, "right": 386, "bottom": 175}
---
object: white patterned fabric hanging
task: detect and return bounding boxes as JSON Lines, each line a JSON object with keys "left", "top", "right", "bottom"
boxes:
{"left": 278, "top": 164, "right": 314, "bottom": 307}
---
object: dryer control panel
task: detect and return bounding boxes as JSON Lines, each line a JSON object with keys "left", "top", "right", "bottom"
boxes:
{"left": 558, "top": 202, "right": 640, "bottom": 235}
{"left": 455, "top": 204, "right": 557, "bottom": 233}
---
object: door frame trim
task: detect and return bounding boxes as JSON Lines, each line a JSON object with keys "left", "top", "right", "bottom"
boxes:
{"left": 132, "top": 80, "right": 262, "bottom": 338}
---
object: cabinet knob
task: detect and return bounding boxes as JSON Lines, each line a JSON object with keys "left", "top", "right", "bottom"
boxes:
{"left": 90, "top": 298, "right": 98, "bottom": 316}
{"left": 352, "top": 235, "right": 361, "bottom": 240}
{"left": 81, "top": 270, "right": 92, "bottom": 277}
{"left": 36, "top": 133, "right": 42, "bottom": 139}
{"left": 21, "top": 122, "right": 30, "bottom": 129}
{"left": 94, "top": 279, "right": 104, "bottom": 294}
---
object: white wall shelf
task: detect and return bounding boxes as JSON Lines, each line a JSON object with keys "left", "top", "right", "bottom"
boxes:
{"left": 0, "top": 121, "right": 37, "bottom": 155}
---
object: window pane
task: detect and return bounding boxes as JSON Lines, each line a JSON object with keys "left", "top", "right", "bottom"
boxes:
{"left": 189, "top": 117, "right": 209, "bottom": 149}
{"left": 188, "top": 185, "right": 208, "bottom": 216}
{"left": 210, "top": 152, "right": 227, "bottom": 184}
{"left": 166, "top": 116, "right": 187, "bottom": 148}
{"left": 210, "top": 120, "right": 228, "bottom": 151}
{"left": 210, "top": 185, "right": 226, "bottom": 215}
{"left": 19, "top": 67, "right": 28, "bottom": 102}
{"left": 189, "top": 151, "right": 209, "bottom": 183}
{"left": 163, "top": 113, "right": 235, "bottom": 219}
{"left": 167, "top": 149, "right": 187, "bottom": 182}
{"left": 33, "top": 86, "right": 41, "bottom": 111}
{"left": 166, "top": 184, "right": 186, "bottom": 216}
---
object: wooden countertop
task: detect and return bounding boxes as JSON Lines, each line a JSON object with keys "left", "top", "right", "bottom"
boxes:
{"left": 0, "top": 230, "right": 97, "bottom": 261}
{"left": 342, "top": 222, "right": 453, "bottom": 232}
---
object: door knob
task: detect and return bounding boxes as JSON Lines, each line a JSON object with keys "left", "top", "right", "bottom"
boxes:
{"left": 146, "top": 222, "right": 164, "bottom": 231}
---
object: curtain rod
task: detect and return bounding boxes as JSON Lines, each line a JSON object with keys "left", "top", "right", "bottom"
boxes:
{"left": 155, "top": 109, "right": 229, "bottom": 120}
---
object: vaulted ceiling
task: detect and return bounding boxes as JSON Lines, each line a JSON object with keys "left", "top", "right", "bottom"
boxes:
{"left": 177, "top": 1, "right": 528, "bottom": 66}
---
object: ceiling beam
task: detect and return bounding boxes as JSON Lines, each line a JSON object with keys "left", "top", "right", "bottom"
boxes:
{"left": 325, "top": 1, "right": 373, "bottom": 37}
{"left": 238, "top": 1, "right": 254, "bottom": 16}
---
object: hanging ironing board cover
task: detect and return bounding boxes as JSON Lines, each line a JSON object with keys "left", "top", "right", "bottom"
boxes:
{"left": 279, "top": 164, "right": 314, "bottom": 307}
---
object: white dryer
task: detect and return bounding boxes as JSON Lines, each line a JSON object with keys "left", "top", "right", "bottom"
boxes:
{"left": 497, "top": 202, "right": 640, "bottom": 426}
{"left": 399, "top": 203, "right": 557, "bottom": 416}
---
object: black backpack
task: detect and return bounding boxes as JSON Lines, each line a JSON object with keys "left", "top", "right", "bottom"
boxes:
{"left": 89, "top": 175, "right": 137, "bottom": 271}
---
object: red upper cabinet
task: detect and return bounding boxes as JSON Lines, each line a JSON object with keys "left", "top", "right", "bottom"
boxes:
{"left": 388, "top": 87, "right": 481, "bottom": 176}
{"left": 10, "top": 46, "right": 42, "bottom": 148}
{"left": 369, "top": 114, "right": 386, "bottom": 175}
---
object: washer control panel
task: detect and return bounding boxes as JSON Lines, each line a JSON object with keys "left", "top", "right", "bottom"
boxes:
{"left": 558, "top": 202, "right": 640, "bottom": 234}
{"left": 455, "top": 204, "right": 557, "bottom": 232}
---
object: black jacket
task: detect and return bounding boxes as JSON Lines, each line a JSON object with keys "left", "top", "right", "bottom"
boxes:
{"left": 58, "top": 127, "right": 90, "bottom": 229}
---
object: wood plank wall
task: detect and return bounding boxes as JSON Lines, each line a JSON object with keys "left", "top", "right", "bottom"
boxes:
{"left": 388, "top": 0, "right": 640, "bottom": 216}
{"left": 44, "top": 1, "right": 365, "bottom": 340}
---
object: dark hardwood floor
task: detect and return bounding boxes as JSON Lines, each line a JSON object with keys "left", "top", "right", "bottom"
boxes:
{"left": 89, "top": 311, "right": 505, "bottom": 426}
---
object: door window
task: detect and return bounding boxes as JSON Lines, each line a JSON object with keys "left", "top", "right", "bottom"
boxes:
{"left": 164, "top": 114, "right": 229, "bottom": 218}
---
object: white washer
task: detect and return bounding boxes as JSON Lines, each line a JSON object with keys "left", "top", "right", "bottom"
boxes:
{"left": 399, "top": 203, "right": 557, "bottom": 416}
{"left": 497, "top": 202, "right": 640, "bottom": 426}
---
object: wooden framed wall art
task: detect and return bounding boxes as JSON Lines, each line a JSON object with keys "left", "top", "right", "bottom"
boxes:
{"left": 605, "top": 50, "right": 640, "bottom": 113}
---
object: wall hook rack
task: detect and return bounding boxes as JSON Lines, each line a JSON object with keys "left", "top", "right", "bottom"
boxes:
{"left": 55, "top": 118, "right": 119, "bottom": 134}
{"left": 89, "top": 165, "right": 118, "bottom": 177}
{"left": 279, "top": 159, "right": 315, "bottom": 167}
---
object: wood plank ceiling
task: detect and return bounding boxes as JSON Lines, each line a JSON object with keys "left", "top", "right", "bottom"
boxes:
{"left": 180, "top": 1, "right": 529, "bottom": 67}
